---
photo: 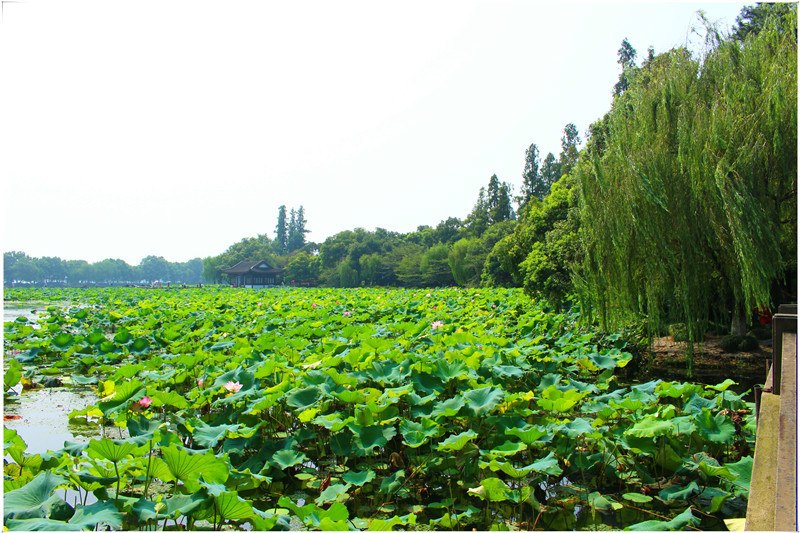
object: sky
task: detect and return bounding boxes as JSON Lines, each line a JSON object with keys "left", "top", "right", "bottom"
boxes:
{"left": 1, "top": 0, "right": 749, "bottom": 266}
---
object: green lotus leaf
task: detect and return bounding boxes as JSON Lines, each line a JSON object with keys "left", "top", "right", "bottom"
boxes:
{"left": 5, "top": 358, "right": 23, "bottom": 392}
{"left": 480, "top": 459, "right": 537, "bottom": 478}
{"left": 342, "top": 469, "right": 376, "bottom": 486}
{"left": 588, "top": 491, "right": 614, "bottom": 510}
{"left": 491, "top": 365, "right": 525, "bottom": 379}
{"left": 399, "top": 418, "right": 440, "bottom": 448}
{"left": 627, "top": 507, "right": 699, "bottom": 531}
{"left": 190, "top": 421, "right": 241, "bottom": 449}
{"left": 471, "top": 477, "right": 510, "bottom": 502}
{"left": 333, "top": 389, "right": 366, "bottom": 404}
{"left": 505, "top": 424, "right": 548, "bottom": 445}
{"left": 150, "top": 390, "right": 188, "bottom": 409}
{"left": 464, "top": 385, "right": 504, "bottom": 416}
{"left": 530, "top": 451, "right": 563, "bottom": 476}
{"left": 626, "top": 416, "right": 673, "bottom": 438}
{"left": 431, "top": 395, "right": 465, "bottom": 418}
{"left": 706, "top": 378, "right": 737, "bottom": 392}
{"left": 379, "top": 470, "right": 405, "bottom": 495}
{"left": 437, "top": 429, "right": 478, "bottom": 452}
{"left": 315, "top": 482, "right": 351, "bottom": 505}
{"left": 694, "top": 410, "right": 736, "bottom": 443}
{"left": 161, "top": 444, "right": 229, "bottom": 491}
{"left": 683, "top": 393, "right": 717, "bottom": 414}
{"left": 658, "top": 480, "right": 700, "bottom": 503}
{"left": 87, "top": 438, "right": 140, "bottom": 463}
{"left": 368, "top": 514, "right": 418, "bottom": 531}
{"left": 484, "top": 439, "right": 527, "bottom": 458}
{"left": 313, "top": 413, "right": 354, "bottom": 432}
{"left": 560, "top": 417, "right": 595, "bottom": 438}
{"left": 537, "top": 386, "right": 584, "bottom": 412}
{"left": 286, "top": 385, "right": 322, "bottom": 411}
{"left": 66, "top": 500, "right": 123, "bottom": 530}
{"left": 98, "top": 379, "right": 145, "bottom": 417}
{"left": 70, "top": 374, "right": 98, "bottom": 386}
{"left": 3, "top": 471, "right": 73, "bottom": 521}
{"left": 272, "top": 448, "right": 307, "bottom": 469}
{"left": 4, "top": 518, "right": 80, "bottom": 531}
{"left": 318, "top": 517, "right": 349, "bottom": 531}
{"left": 622, "top": 492, "right": 654, "bottom": 503}
{"left": 348, "top": 423, "right": 396, "bottom": 455}
{"left": 130, "top": 337, "right": 150, "bottom": 353}
{"left": 113, "top": 328, "right": 132, "bottom": 344}
{"left": 433, "top": 359, "right": 469, "bottom": 382}
{"left": 330, "top": 432, "right": 354, "bottom": 456}
{"left": 51, "top": 332, "right": 74, "bottom": 351}
{"left": 209, "top": 341, "right": 236, "bottom": 351}
{"left": 214, "top": 491, "right": 254, "bottom": 520}
{"left": 721, "top": 456, "right": 753, "bottom": 496}
{"left": 86, "top": 330, "right": 107, "bottom": 345}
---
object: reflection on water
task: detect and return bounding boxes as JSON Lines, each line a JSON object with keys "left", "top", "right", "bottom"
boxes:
{"left": 3, "top": 388, "right": 101, "bottom": 454}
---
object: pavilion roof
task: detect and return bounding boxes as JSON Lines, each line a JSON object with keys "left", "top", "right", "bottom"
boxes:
{"left": 219, "top": 260, "right": 285, "bottom": 275}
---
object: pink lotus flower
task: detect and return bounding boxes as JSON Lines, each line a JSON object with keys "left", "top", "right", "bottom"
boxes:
{"left": 139, "top": 396, "right": 152, "bottom": 408}
{"left": 343, "top": 311, "right": 351, "bottom": 317}
{"left": 431, "top": 320, "right": 444, "bottom": 330}
{"left": 197, "top": 377, "right": 204, "bottom": 387}
{"left": 224, "top": 381, "right": 242, "bottom": 393}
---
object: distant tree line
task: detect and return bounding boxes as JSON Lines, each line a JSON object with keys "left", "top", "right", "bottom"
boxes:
{"left": 3, "top": 252, "right": 203, "bottom": 286}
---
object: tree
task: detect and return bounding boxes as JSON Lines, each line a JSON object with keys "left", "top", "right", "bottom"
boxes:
{"left": 465, "top": 187, "right": 490, "bottom": 237}
{"left": 540, "top": 152, "right": 560, "bottom": 193}
{"left": 486, "top": 175, "right": 514, "bottom": 224}
{"left": 732, "top": 2, "right": 796, "bottom": 42}
{"left": 576, "top": 11, "right": 797, "bottom": 339}
{"left": 613, "top": 38, "right": 637, "bottom": 96}
{"left": 420, "top": 244, "right": 454, "bottom": 287}
{"left": 288, "top": 206, "right": 309, "bottom": 252}
{"left": 558, "top": 123, "right": 581, "bottom": 177}
{"left": 275, "top": 205, "right": 288, "bottom": 254}
{"left": 285, "top": 252, "right": 321, "bottom": 285}
{"left": 138, "top": 256, "right": 170, "bottom": 283}
{"left": 522, "top": 143, "right": 548, "bottom": 203}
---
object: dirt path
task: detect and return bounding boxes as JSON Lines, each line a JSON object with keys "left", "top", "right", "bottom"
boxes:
{"left": 635, "top": 334, "right": 772, "bottom": 394}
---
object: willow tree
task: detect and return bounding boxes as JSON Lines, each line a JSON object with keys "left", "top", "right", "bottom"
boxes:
{"left": 576, "top": 10, "right": 796, "bottom": 340}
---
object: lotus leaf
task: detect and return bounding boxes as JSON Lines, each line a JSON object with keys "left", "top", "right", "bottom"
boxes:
{"left": 694, "top": 409, "right": 736, "bottom": 443}
{"left": 627, "top": 506, "right": 699, "bottom": 530}
{"left": 342, "top": 469, "right": 376, "bottom": 486}
{"left": 431, "top": 395, "right": 465, "bottom": 417}
{"left": 286, "top": 385, "right": 322, "bottom": 411}
{"left": 315, "top": 482, "right": 351, "bottom": 505}
{"left": 214, "top": 491, "right": 254, "bottom": 520}
{"left": 271, "top": 448, "right": 307, "bottom": 469}
{"left": 626, "top": 416, "right": 673, "bottom": 438}
{"left": 464, "top": 385, "right": 504, "bottom": 416}
{"left": 160, "top": 444, "right": 229, "bottom": 491}
{"left": 3, "top": 472, "right": 73, "bottom": 521}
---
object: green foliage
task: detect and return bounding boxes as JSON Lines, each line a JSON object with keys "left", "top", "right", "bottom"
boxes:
{"left": 486, "top": 173, "right": 581, "bottom": 307}
{"left": 576, "top": 11, "right": 797, "bottom": 338}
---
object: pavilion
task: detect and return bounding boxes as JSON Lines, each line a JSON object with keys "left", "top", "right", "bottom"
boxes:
{"left": 219, "top": 260, "right": 285, "bottom": 288}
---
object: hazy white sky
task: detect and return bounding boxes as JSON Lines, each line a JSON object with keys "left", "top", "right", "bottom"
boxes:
{"left": 1, "top": 0, "right": 747, "bottom": 265}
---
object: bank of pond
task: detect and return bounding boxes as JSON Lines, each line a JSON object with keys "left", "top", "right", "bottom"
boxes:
{"left": 3, "top": 287, "right": 754, "bottom": 530}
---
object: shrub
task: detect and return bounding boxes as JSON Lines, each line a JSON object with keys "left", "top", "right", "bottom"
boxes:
{"left": 739, "top": 334, "right": 760, "bottom": 352}
{"left": 669, "top": 323, "right": 689, "bottom": 342}
{"left": 720, "top": 335, "right": 743, "bottom": 353}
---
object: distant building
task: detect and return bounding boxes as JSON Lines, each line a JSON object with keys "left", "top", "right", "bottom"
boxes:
{"left": 219, "top": 260, "right": 285, "bottom": 288}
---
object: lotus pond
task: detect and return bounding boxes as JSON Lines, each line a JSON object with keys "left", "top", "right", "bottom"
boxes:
{"left": 3, "top": 287, "right": 755, "bottom": 530}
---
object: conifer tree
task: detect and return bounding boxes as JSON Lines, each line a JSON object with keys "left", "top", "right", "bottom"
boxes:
{"left": 275, "top": 205, "right": 288, "bottom": 254}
